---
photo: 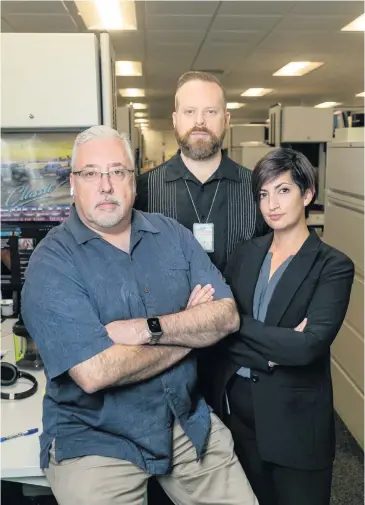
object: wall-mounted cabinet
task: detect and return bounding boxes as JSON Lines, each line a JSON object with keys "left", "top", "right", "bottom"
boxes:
{"left": 1, "top": 33, "right": 102, "bottom": 129}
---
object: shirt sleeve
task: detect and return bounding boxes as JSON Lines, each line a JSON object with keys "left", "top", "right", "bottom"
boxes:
{"left": 177, "top": 223, "right": 234, "bottom": 301}
{"left": 21, "top": 240, "right": 113, "bottom": 380}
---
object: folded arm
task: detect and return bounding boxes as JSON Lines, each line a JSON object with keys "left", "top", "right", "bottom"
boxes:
{"left": 70, "top": 344, "right": 190, "bottom": 394}
{"left": 228, "top": 254, "right": 354, "bottom": 367}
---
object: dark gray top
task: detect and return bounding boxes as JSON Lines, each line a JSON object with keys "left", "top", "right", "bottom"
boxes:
{"left": 21, "top": 206, "right": 233, "bottom": 474}
{"left": 237, "top": 252, "right": 293, "bottom": 378}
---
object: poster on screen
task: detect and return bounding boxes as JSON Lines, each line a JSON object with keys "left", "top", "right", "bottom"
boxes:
{"left": 0, "top": 132, "right": 77, "bottom": 222}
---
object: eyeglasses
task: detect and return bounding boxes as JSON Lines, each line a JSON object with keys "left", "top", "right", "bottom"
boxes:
{"left": 72, "top": 168, "right": 135, "bottom": 183}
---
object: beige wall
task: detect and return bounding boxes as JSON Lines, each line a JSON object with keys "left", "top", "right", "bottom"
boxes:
{"left": 143, "top": 130, "right": 177, "bottom": 168}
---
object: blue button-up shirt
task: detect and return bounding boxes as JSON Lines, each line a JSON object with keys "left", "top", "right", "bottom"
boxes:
{"left": 21, "top": 207, "right": 233, "bottom": 474}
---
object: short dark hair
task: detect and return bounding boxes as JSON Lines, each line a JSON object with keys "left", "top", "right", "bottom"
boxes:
{"left": 175, "top": 71, "right": 227, "bottom": 109}
{"left": 252, "top": 147, "right": 317, "bottom": 218}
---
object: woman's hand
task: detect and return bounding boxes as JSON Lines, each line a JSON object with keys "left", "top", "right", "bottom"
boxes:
{"left": 186, "top": 284, "right": 215, "bottom": 309}
{"left": 295, "top": 318, "right": 307, "bottom": 332}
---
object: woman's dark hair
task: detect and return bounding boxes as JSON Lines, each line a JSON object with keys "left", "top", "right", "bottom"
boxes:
{"left": 252, "top": 147, "right": 317, "bottom": 218}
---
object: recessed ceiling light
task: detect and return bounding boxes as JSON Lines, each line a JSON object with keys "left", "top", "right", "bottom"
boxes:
{"left": 131, "top": 103, "right": 148, "bottom": 110}
{"left": 226, "top": 102, "right": 245, "bottom": 109}
{"left": 240, "top": 88, "right": 273, "bottom": 97}
{"left": 115, "top": 61, "right": 142, "bottom": 76}
{"left": 134, "top": 118, "right": 149, "bottom": 124}
{"left": 75, "top": 0, "right": 137, "bottom": 30}
{"left": 341, "top": 14, "right": 365, "bottom": 31}
{"left": 273, "top": 61, "right": 324, "bottom": 77}
{"left": 356, "top": 91, "right": 365, "bottom": 97}
{"left": 134, "top": 112, "right": 148, "bottom": 118}
{"left": 314, "top": 102, "right": 342, "bottom": 108}
{"left": 119, "top": 88, "right": 145, "bottom": 98}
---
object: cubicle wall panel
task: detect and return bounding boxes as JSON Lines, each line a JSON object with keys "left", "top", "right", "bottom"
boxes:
{"left": 324, "top": 196, "right": 364, "bottom": 275}
{"left": 331, "top": 358, "right": 364, "bottom": 449}
{"left": 332, "top": 319, "right": 364, "bottom": 393}
{"left": 326, "top": 145, "right": 364, "bottom": 198}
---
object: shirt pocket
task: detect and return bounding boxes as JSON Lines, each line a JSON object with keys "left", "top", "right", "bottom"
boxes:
{"left": 165, "top": 258, "right": 191, "bottom": 312}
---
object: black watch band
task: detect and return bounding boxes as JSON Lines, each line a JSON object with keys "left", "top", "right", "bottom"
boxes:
{"left": 147, "top": 317, "right": 163, "bottom": 345}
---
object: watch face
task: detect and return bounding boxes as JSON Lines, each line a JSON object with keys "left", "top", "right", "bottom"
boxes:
{"left": 148, "top": 317, "right": 162, "bottom": 334}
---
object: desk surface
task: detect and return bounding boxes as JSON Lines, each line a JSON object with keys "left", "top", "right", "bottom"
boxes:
{"left": 1, "top": 318, "right": 48, "bottom": 485}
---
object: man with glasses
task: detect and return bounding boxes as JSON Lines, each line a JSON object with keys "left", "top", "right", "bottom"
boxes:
{"left": 21, "top": 126, "right": 258, "bottom": 505}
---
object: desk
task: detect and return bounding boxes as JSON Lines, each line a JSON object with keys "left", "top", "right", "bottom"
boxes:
{"left": 1, "top": 318, "right": 49, "bottom": 487}
{"left": 1, "top": 319, "right": 148, "bottom": 503}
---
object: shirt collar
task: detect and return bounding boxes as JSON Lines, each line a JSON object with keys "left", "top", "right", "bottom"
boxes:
{"left": 66, "top": 205, "right": 159, "bottom": 245}
{"left": 164, "top": 151, "right": 241, "bottom": 183}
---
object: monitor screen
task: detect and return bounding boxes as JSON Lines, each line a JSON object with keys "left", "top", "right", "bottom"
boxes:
{"left": 1, "top": 221, "right": 57, "bottom": 295}
{"left": 1, "top": 132, "right": 75, "bottom": 222}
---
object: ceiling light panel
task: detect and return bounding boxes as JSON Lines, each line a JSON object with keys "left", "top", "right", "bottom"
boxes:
{"left": 273, "top": 62, "right": 324, "bottom": 77}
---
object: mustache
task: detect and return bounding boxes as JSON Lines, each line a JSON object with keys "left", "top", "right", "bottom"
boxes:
{"left": 94, "top": 198, "right": 121, "bottom": 209}
{"left": 189, "top": 126, "right": 213, "bottom": 135}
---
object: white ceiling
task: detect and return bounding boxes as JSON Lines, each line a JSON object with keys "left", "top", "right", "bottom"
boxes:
{"left": 1, "top": 1, "right": 364, "bottom": 130}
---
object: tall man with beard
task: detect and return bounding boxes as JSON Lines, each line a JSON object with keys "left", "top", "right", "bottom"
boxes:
{"left": 136, "top": 71, "right": 267, "bottom": 505}
{"left": 135, "top": 71, "right": 267, "bottom": 273}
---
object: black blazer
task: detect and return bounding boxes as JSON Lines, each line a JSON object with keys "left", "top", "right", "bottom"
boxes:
{"left": 211, "top": 231, "right": 354, "bottom": 471}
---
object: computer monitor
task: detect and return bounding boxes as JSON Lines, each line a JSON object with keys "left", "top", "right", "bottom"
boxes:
{"left": 1, "top": 221, "right": 58, "bottom": 314}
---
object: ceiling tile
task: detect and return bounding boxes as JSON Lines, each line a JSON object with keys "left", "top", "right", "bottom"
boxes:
{"left": 1, "top": 17, "right": 14, "bottom": 32}
{"left": 274, "top": 14, "right": 360, "bottom": 32}
{"left": 291, "top": 1, "right": 364, "bottom": 16}
{"left": 218, "top": 1, "right": 295, "bottom": 16}
{"left": 4, "top": 13, "right": 78, "bottom": 32}
{"left": 205, "top": 30, "right": 264, "bottom": 44}
{"left": 146, "top": 30, "right": 204, "bottom": 45}
{"left": 146, "top": 14, "right": 212, "bottom": 31}
{"left": 1, "top": 1, "right": 68, "bottom": 15}
{"left": 146, "top": 1, "right": 219, "bottom": 16}
{"left": 212, "top": 15, "right": 283, "bottom": 31}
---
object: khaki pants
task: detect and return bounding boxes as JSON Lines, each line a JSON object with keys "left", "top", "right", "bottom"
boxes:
{"left": 44, "top": 413, "right": 258, "bottom": 505}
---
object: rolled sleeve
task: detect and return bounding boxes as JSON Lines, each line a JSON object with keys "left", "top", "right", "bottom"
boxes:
{"left": 21, "top": 244, "right": 113, "bottom": 380}
{"left": 177, "top": 223, "right": 234, "bottom": 301}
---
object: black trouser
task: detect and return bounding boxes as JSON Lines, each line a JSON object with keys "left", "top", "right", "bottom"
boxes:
{"left": 226, "top": 374, "right": 333, "bottom": 505}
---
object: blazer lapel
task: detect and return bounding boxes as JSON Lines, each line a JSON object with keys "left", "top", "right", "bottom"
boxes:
{"left": 265, "top": 231, "right": 321, "bottom": 326}
{"left": 239, "top": 233, "right": 273, "bottom": 315}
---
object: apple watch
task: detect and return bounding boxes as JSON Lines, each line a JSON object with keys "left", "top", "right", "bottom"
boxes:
{"left": 147, "top": 317, "right": 163, "bottom": 344}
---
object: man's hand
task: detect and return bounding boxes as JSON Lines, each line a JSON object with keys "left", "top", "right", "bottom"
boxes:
{"left": 295, "top": 318, "right": 307, "bottom": 332}
{"left": 106, "top": 319, "right": 151, "bottom": 346}
{"left": 186, "top": 284, "right": 215, "bottom": 309}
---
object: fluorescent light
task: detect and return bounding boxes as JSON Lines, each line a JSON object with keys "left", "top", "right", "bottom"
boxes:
{"left": 134, "top": 112, "right": 148, "bottom": 118}
{"left": 75, "top": 0, "right": 137, "bottom": 30}
{"left": 356, "top": 92, "right": 365, "bottom": 97}
{"left": 135, "top": 118, "right": 149, "bottom": 124}
{"left": 119, "top": 88, "right": 145, "bottom": 98}
{"left": 314, "top": 102, "right": 341, "bottom": 108}
{"left": 130, "top": 103, "right": 148, "bottom": 110}
{"left": 341, "top": 14, "right": 365, "bottom": 31}
{"left": 241, "top": 88, "right": 273, "bottom": 97}
{"left": 115, "top": 61, "right": 142, "bottom": 76}
{"left": 273, "top": 61, "right": 324, "bottom": 77}
{"left": 226, "top": 102, "right": 245, "bottom": 109}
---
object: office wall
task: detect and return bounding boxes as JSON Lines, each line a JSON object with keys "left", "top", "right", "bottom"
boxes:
{"left": 143, "top": 130, "right": 177, "bottom": 167}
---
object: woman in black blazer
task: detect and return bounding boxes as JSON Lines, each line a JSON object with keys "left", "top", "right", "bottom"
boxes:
{"left": 212, "top": 148, "right": 354, "bottom": 505}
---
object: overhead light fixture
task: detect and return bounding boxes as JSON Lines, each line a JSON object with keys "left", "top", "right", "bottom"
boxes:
{"left": 273, "top": 61, "right": 324, "bottom": 76}
{"left": 134, "top": 112, "right": 148, "bottom": 118}
{"left": 75, "top": 0, "right": 137, "bottom": 30}
{"left": 314, "top": 102, "right": 342, "bottom": 108}
{"left": 356, "top": 91, "right": 365, "bottom": 97}
{"left": 241, "top": 88, "right": 273, "bottom": 97}
{"left": 119, "top": 88, "right": 145, "bottom": 98}
{"left": 226, "top": 102, "right": 245, "bottom": 109}
{"left": 115, "top": 61, "right": 142, "bottom": 76}
{"left": 130, "top": 102, "right": 148, "bottom": 110}
{"left": 135, "top": 118, "right": 149, "bottom": 124}
{"left": 341, "top": 14, "right": 365, "bottom": 31}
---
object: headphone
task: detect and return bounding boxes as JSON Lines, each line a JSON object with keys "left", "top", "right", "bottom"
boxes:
{"left": 1, "top": 362, "right": 38, "bottom": 400}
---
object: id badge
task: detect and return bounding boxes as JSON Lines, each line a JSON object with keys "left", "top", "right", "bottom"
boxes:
{"left": 193, "top": 223, "right": 214, "bottom": 253}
